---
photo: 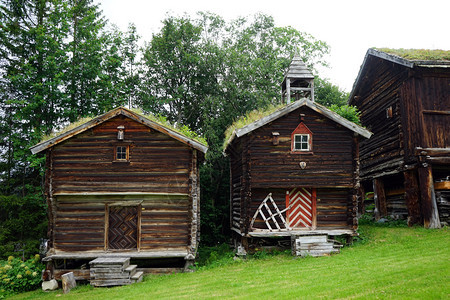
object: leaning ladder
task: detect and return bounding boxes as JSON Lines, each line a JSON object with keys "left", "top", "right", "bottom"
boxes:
{"left": 250, "top": 193, "right": 291, "bottom": 231}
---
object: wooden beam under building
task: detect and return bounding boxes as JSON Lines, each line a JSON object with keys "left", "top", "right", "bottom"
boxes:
{"left": 373, "top": 178, "right": 387, "bottom": 220}
{"left": 403, "top": 169, "right": 422, "bottom": 226}
{"left": 417, "top": 164, "right": 441, "bottom": 228}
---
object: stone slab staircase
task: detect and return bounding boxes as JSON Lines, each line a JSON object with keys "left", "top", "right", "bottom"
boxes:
{"left": 89, "top": 257, "right": 143, "bottom": 287}
{"left": 291, "top": 235, "right": 343, "bottom": 257}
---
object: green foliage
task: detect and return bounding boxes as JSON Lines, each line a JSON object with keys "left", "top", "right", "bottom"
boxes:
{"left": 375, "top": 48, "right": 450, "bottom": 61}
{"left": 196, "top": 244, "right": 235, "bottom": 270}
{"left": 314, "top": 77, "right": 349, "bottom": 107}
{"left": 0, "top": 255, "right": 44, "bottom": 297}
{"left": 139, "top": 12, "right": 330, "bottom": 245}
{"left": 130, "top": 109, "right": 207, "bottom": 146}
{"left": 0, "top": 0, "right": 138, "bottom": 257}
{"left": 223, "top": 103, "right": 285, "bottom": 148}
{"left": 0, "top": 191, "right": 47, "bottom": 260}
{"left": 328, "top": 104, "right": 362, "bottom": 125}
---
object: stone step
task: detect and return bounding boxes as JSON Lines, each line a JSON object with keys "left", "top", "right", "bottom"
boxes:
{"left": 298, "top": 249, "right": 340, "bottom": 257}
{"left": 295, "top": 235, "right": 328, "bottom": 244}
{"left": 292, "top": 235, "right": 342, "bottom": 257}
{"left": 89, "top": 257, "right": 130, "bottom": 269}
{"left": 124, "top": 264, "right": 137, "bottom": 277}
{"left": 131, "top": 271, "right": 144, "bottom": 284}
{"left": 90, "top": 278, "right": 132, "bottom": 287}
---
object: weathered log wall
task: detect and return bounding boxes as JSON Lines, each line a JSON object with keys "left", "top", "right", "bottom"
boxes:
{"left": 229, "top": 105, "right": 359, "bottom": 234}
{"left": 51, "top": 115, "right": 191, "bottom": 195}
{"left": 401, "top": 68, "right": 450, "bottom": 162}
{"left": 248, "top": 188, "right": 353, "bottom": 230}
{"left": 351, "top": 56, "right": 409, "bottom": 180}
{"left": 248, "top": 106, "right": 355, "bottom": 188}
{"left": 48, "top": 115, "right": 198, "bottom": 254}
{"left": 53, "top": 193, "right": 191, "bottom": 252}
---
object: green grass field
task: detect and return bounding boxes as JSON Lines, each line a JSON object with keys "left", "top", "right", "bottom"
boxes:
{"left": 11, "top": 225, "right": 450, "bottom": 299}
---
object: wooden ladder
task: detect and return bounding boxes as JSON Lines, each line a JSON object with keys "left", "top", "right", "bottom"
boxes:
{"left": 250, "top": 193, "right": 291, "bottom": 231}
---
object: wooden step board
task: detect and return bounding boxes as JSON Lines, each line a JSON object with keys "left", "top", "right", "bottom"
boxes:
{"left": 89, "top": 257, "right": 144, "bottom": 287}
{"left": 291, "top": 235, "right": 342, "bottom": 257}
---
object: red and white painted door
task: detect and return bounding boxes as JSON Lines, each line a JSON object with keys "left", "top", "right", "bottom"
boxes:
{"left": 286, "top": 188, "right": 316, "bottom": 228}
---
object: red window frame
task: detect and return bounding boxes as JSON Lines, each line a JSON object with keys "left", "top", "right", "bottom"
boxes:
{"left": 291, "top": 122, "right": 313, "bottom": 154}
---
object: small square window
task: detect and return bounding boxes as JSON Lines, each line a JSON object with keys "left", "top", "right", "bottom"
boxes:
{"left": 115, "top": 146, "right": 128, "bottom": 161}
{"left": 293, "top": 134, "right": 310, "bottom": 151}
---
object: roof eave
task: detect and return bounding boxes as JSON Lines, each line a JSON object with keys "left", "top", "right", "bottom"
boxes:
{"left": 348, "top": 48, "right": 415, "bottom": 105}
{"left": 225, "top": 99, "right": 371, "bottom": 147}
{"left": 30, "top": 107, "right": 208, "bottom": 154}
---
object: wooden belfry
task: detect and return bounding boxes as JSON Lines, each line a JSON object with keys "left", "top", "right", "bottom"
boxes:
{"left": 281, "top": 55, "right": 315, "bottom": 103}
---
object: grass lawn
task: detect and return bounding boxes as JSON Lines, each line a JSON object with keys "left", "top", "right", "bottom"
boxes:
{"left": 10, "top": 225, "right": 450, "bottom": 299}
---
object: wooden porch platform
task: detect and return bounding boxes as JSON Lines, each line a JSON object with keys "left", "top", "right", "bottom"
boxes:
{"left": 43, "top": 250, "right": 189, "bottom": 262}
{"left": 232, "top": 227, "right": 356, "bottom": 238}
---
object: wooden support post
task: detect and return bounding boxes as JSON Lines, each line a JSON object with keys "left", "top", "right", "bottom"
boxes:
{"left": 286, "top": 78, "right": 291, "bottom": 104}
{"left": 417, "top": 164, "right": 441, "bottom": 228}
{"left": 357, "top": 184, "right": 366, "bottom": 217}
{"left": 403, "top": 169, "right": 422, "bottom": 226}
{"left": 373, "top": 178, "right": 387, "bottom": 220}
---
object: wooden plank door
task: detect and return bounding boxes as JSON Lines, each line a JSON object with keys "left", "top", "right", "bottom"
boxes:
{"left": 287, "top": 188, "right": 316, "bottom": 228}
{"left": 108, "top": 206, "right": 138, "bottom": 250}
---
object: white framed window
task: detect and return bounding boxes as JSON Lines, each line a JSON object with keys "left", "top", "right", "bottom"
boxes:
{"left": 293, "top": 134, "right": 310, "bottom": 151}
{"left": 116, "top": 146, "right": 128, "bottom": 160}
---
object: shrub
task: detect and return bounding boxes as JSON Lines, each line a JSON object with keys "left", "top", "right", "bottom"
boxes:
{"left": 0, "top": 255, "right": 44, "bottom": 297}
{"left": 329, "top": 104, "right": 361, "bottom": 125}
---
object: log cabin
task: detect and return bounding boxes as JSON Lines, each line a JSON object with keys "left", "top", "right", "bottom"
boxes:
{"left": 349, "top": 48, "right": 450, "bottom": 228}
{"left": 224, "top": 57, "right": 372, "bottom": 256}
{"left": 30, "top": 107, "right": 207, "bottom": 280}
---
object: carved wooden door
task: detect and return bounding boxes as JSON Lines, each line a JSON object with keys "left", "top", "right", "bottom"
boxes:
{"left": 287, "top": 188, "right": 316, "bottom": 228}
{"left": 108, "top": 206, "right": 138, "bottom": 250}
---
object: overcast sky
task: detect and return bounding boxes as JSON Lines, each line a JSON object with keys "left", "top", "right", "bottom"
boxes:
{"left": 97, "top": 0, "right": 450, "bottom": 92}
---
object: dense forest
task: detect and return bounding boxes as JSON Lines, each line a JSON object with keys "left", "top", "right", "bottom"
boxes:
{"left": 0, "top": 0, "right": 352, "bottom": 259}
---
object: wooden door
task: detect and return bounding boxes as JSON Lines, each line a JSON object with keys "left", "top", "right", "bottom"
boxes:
{"left": 108, "top": 206, "right": 138, "bottom": 250}
{"left": 287, "top": 188, "right": 316, "bottom": 228}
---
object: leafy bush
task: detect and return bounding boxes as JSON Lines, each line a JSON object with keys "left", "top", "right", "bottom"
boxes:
{"left": 329, "top": 104, "right": 362, "bottom": 125}
{"left": 0, "top": 255, "right": 44, "bottom": 297}
{"left": 196, "top": 244, "right": 235, "bottom": 270}
{"left": 0, "top": 192, "right": 47, "bottom": 260}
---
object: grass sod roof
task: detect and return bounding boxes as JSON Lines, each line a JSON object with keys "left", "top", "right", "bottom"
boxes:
{"left": 35, "top": 107, "right": 207, "bottom": 154}
{"left": 374, "top": 48, "right": 450, "bottom": 61}
{"left": 223, "top": 99, "right": 371, "bottom": 150}
{"left": 223, "top": 103, "right": 285, "bottom": 149}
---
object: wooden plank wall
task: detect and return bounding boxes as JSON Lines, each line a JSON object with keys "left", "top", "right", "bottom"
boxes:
{"left": 54, "top": 195, "right": 190, "bottom": 252}
{"left": 229, "top": 143, "right": 243, "bottom": 231}
{"left": 401, "top": 69, "right": 450, "bottom": 162}
{"left": 248, "top": 106, "right": 355, "bottom": 189}
{"left": 140, "top": 196, "right": 190, "bottom": 251}
{"left": 353, "top": 56, "right": 409, "bottom": 180}
{"left": 316, "top": 188, "right": 352, "bottom": 228}
{"left": 51, "top": 115, "right": 191, "bottom": 195}
{"left": 249, "top": 188, "right": 353, "bottom": 229}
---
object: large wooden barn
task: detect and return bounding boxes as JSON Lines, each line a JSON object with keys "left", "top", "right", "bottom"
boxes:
{"left": 225, "top": 58, "right": 371, "bottom": 256}
{"left": 349, "top": 48, "right": 449, "bottom": 228}
{"left": 30, "top": 107, "right": 207, "bottom": 281}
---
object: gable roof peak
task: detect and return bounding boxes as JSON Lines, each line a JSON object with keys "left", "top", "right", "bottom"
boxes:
{"left": 224, "top": 99, "right": 371, "bottom": 150}
{"left": 30, "top": 107, "right": 208, "bottom": 154}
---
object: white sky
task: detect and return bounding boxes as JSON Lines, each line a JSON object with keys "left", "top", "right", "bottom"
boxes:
{"left": 97, "top": 0, "right": 450, "bottom": 92}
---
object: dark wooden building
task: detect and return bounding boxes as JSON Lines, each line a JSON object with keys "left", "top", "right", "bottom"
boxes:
{"left": 225, "top": 58, "right": 371, "bottom": 255}
{"left": 31, "top": 107, "right": 207, "bottom": 279}
{"left": 349, "top": 48, "right": 450, "bottom": 228}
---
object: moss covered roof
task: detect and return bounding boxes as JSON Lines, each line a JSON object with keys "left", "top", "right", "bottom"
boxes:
{"left": 374, "top": 48, "right": 450, "bottom": 61}
{"left": 32, "top": 107, "right": 207, "bottom": 154}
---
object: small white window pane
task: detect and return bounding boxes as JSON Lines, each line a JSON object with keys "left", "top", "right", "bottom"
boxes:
{"left": 294, "top": 134, "right": 310, "bottom": 151}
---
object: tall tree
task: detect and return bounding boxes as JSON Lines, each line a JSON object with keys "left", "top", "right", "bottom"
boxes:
{"left": 0, "top": 0, "right": 134, "bottom": 258}
{"left": 139, "top": 12, "right": 330, "bottom": 244}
